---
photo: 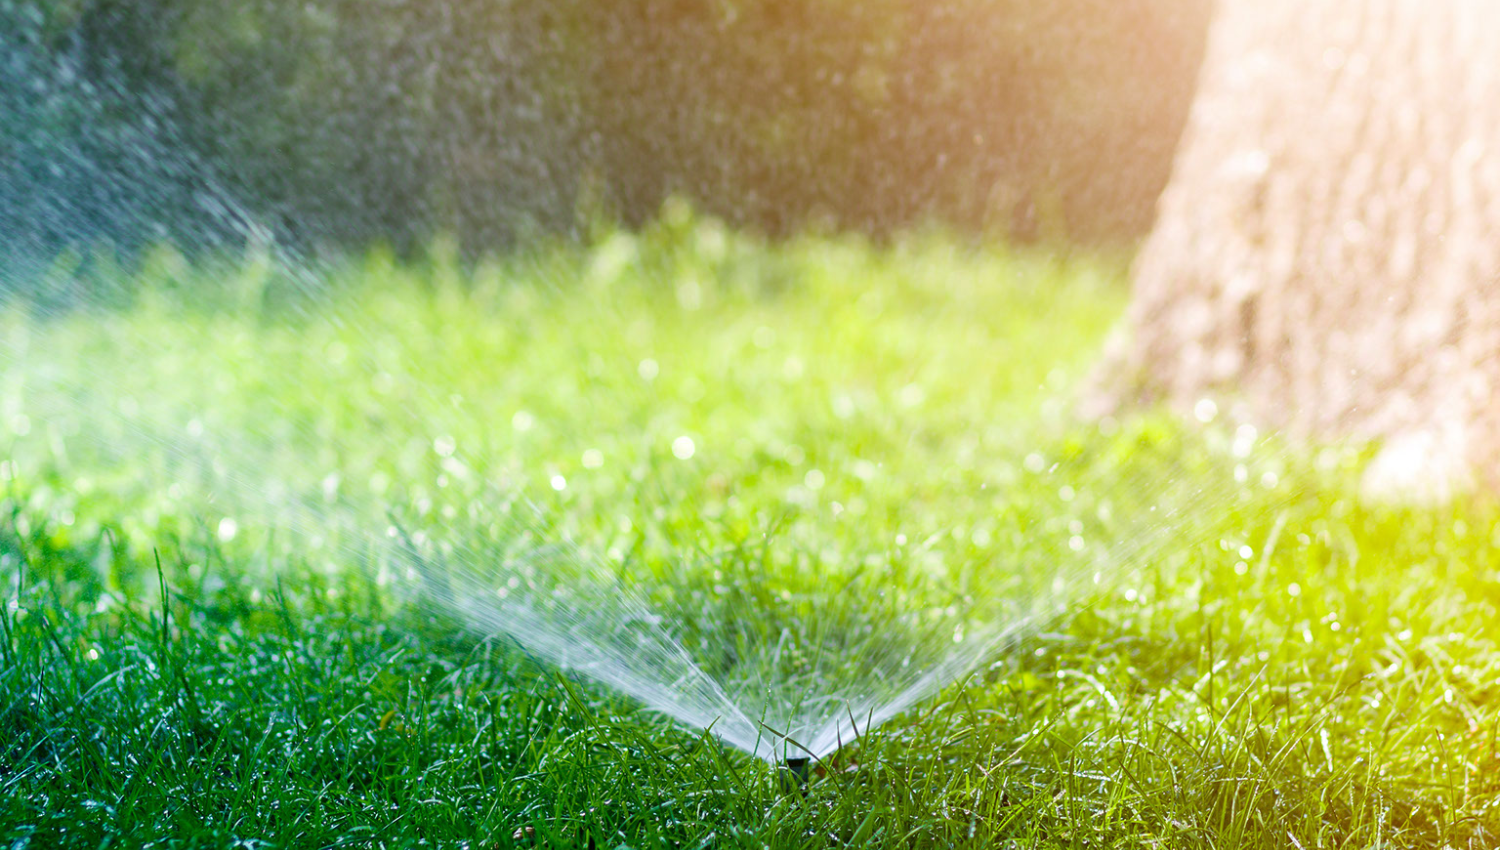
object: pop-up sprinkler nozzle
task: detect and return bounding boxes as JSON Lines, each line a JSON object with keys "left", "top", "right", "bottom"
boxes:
{"left": 779, "top": 757, "right": 810, "bottom": 794}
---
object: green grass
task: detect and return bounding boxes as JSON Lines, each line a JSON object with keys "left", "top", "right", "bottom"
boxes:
{"left": 3, "top": 218, "right": 1500, "bottom": 848}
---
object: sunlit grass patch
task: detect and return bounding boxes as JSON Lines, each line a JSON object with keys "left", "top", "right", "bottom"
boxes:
{"left": 2, "top": 223, "right": 1497, "bottom": 847}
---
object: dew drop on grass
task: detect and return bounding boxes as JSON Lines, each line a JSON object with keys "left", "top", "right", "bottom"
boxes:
{"left": 672, "top": 436, "right": 696, "bottom": 460}
{"left": 550, "top": 475, "right": 567, "bottom": 491}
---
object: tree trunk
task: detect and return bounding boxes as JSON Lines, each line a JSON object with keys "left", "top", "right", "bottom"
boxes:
{"left": 1096, "top": 0, "right": 1500, "bottom": 500}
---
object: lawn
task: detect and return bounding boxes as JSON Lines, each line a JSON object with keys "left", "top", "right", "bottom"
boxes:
{"left": 3, "top": 217, "right": 1498, "bottom": 848}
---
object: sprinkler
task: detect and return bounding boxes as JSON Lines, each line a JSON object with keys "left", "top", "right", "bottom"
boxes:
{"left": 779, "top": 757, "right": 811, "bottom": 794}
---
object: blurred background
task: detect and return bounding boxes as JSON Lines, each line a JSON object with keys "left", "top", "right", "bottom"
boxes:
{"left": 1, "top": 0, "right": 1211, "bottom": 265}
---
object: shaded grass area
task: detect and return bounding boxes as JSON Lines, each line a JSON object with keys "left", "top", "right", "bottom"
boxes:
{"left": 3, "top": 222, "right": 1500, "bottom": 847}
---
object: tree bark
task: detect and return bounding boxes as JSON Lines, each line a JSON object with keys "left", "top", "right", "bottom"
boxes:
{"left": 1096, "top": 0, "right": 1500, "bottom": 500}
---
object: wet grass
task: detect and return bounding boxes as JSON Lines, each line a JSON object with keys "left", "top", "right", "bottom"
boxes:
{"left": 3, "top": 218, "right": 1499, "bottom": 848}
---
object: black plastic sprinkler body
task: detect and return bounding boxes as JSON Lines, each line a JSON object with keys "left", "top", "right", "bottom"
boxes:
{"left": 779, "top": 758, "right": 811, "bottom": 795}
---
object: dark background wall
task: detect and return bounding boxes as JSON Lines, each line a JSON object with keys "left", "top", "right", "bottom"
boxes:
{"left": 0, "top": 0, "right": 1211, "bottom": 262}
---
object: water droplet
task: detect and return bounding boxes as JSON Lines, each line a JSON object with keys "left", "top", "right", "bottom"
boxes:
{"left": 1232, "top": 424, "right": 1258, "bottom": 458}
{"left": 676, "top": 279, "right": 703, "bottom": 310}
{"left": 804, "top": 469, "right": 825, "bottom": 490}
{"left": 672, "top": 436, "right": 696, "bottom": 460}
{"left": 1288, "top": 583, "right": 1301, "bottom": 598}
{"left": 1238, "top": 545, "right": 1253, "bottom": 559}
{"left": 550, "top": 475, "right": 567, "bottom": 491}
{"left": 1194, "top": 398, "right": 1218, "bottom": 423}
{"left": 217, "top": 518, "right": 238, "bottom": 542}
{"left": 512, "top": 411, "right": 535, "bottom": 432}
{"left": 433, "top": 435, "right": 456, "bottom": 457}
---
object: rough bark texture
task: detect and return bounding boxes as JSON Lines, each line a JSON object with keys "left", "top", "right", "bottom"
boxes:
{"left": 1096, "top": 0, "right": 1500, "bottom": 499}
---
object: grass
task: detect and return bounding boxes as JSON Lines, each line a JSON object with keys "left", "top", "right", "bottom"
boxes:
{"left": 3, "top": 215, "right": 1500, "bottom": 848}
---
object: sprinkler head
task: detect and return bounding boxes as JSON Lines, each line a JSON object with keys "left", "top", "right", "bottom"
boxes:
{"left": 779, "top": 757, "right": 810, "bottom": 794}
